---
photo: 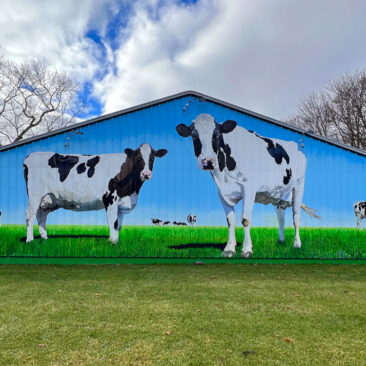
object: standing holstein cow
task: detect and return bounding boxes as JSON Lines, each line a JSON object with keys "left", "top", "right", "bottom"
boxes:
{"left": 24, "top": 143, "right": 167, "bottom": 243}
{"left": 354, "top": 201, "right": 366, "bottom": 229}
{"left": 176, "top": 113, "right": 319, "bottom": 258}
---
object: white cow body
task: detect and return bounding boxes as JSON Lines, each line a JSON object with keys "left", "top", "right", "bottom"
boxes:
{"left": 176, "top": 113, "right": 308, "bottom": 258}
{"left": 30, "top": 152, "right": 129, "bottom": 212}
{"left": 24, "top": 144, "right": 167, "bottom": 243}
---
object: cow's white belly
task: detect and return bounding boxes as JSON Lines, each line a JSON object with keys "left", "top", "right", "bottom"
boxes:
{"left": 40, "top": 193, "right": 105, "bottom": 211}
{"left": 214, "top": 168, "right": 297, "bottom": 207}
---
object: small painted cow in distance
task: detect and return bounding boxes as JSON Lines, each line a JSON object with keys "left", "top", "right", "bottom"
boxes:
{"left": 152, "top": 218, "right": 163, "bottom": 225}
{"left": 176, "top": 113, "right": 319, "bottom": 258}
{"left": 187, "top": 214, "right": 197, "bottom": 226}
{"left": 354, "top": 201, "right": 366, "bottom": 229}
{"left": 24, "top": 143, "right": 167, "bottom": 243}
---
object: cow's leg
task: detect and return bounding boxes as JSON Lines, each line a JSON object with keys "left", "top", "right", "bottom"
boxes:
{"left": 26, "top": 197, "right": 42, "bottom": 242}
{"left": 116, "top": 207, "right": 125, "bottom": 231}
{"left": 36, "top": 208, "right": 49, "bottom": 239}
{"left": 275, "top": 206, "right": 286, "bottom": 243}
{"left": 241, "top": 190, "right": 255, "bottom": 258}
{"left": 106, "top": 203, "right": 119, "bottom": 244}
{"left": 292, "top": 177, "right": 305, "bottom": 248}
{"left": 356, "top": 214, "right": 361, "bottom": 229}
{"left": 219, "top": 193, "right": 236, "bottom": 258}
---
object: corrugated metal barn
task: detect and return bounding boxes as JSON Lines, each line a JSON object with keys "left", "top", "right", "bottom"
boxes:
{"left": 0, "top": 91, "right": 365, "bottom": 262}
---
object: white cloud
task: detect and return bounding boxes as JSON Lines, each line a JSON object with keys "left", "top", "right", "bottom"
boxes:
{"left": 94, "top": 0, "right": 366, "bottom": 119}
{"left": 0, "top": 0, "right": 115, "bottom": 83}
{"left": 2, "top": 0, "right": 366, "bottom": 120}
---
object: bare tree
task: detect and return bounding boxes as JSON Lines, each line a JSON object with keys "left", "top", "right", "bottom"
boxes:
{"left": 0, "top": 50, "right": 82, "bottom": 146}
{"left": 288, "top": 70, "right": 366, "bottom": 150}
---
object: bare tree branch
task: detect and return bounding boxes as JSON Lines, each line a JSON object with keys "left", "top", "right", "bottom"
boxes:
{"left": 0, "top": 48, "right": 84, "bottom": 146}
{"left": 288, "top": 70, "right": 366, "bottom": 150}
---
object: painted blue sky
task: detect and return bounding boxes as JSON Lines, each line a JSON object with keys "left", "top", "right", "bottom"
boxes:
{"left": 1, "top": 0, "right": 366, "bottom": 123}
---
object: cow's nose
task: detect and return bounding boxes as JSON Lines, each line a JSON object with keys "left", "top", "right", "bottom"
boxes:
{"left": 201, "top": 157, "right": 216, "bottom": 170}
{"left": 140, "top": 170, "right": 152, "bottom": 180}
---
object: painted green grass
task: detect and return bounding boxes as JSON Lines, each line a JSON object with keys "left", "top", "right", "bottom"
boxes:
{"left": 0, "top": 264, "right": 365, "bottom": 365}
{"left": 0, "top": 225, "right": 365, "bottom": 259}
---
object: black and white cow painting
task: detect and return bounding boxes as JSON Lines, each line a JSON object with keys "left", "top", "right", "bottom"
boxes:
{"left": 187, "top": 214, "right": 197, "bottom": 226}
{"left": 354, "top": 201, "right": 366, "bottom": 229}
{"left": 24, "top": 143, "right": 167, "bottom": 243}
{"left": 176, "top": 113, "right": 318, "bottom": 258}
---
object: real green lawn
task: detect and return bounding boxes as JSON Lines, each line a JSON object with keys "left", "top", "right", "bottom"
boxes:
{"left": 0, "top": 264, "right": 365, "bottom": 365}
{"left": 0, "top": 225, "right": 365, "bottom": 259}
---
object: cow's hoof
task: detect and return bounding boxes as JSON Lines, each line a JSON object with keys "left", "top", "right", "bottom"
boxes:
{"left": 223, "top": 250, "right": 235, "bottom": 258}
{"left": 278, "top": 239, "right": 285, "bottom": 244}
{"left": 109, "top": 239, "right": 118, "bottom": 245}
{"left": 293, "top": 240, "right": 301, "bottom": 248}
{"left": 40, "top": 236, "right": 48, "bottom": 240}
{"left": 241, "top": 251, "right": 253, "bottom": 258}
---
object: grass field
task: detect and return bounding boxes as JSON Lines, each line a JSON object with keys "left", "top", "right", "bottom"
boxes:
{"left": 0, "top": 264, "right": 365, "bottom": 365}
{"left": 0, "top": 225, "right": 365, "bottom": 259}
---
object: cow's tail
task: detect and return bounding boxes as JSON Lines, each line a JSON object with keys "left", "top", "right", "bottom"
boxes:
{"left": 301, "top": 203, "right": 320, "bottom": 220}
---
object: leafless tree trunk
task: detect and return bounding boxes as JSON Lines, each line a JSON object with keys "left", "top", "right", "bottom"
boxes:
{"left": 288, "top": 70, "right": 366, "bottom": 150}
{"left": 0, "top": 49, "right": 83, "bottom": 146}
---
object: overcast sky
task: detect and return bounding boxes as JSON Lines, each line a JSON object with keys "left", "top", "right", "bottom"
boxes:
{"left": 1, "top": 0, "right": 366, "bottom": 121}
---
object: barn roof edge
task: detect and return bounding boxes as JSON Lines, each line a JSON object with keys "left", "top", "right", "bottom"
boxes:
{"left": 0, "top": 90, "right": 365, "bottom": 157}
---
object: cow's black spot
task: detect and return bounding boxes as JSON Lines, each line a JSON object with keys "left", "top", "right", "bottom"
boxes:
{"left": 77, "top": 163, "right": 86, "bottom": 174}
{"left": 23, "top": 164, "right": 29, "bottom": 196}
{"left": 191, "top": 127, "right": 202, "bottom": 157}
{"left": 212, "top": 124, "right": 236, "bottom": 172}
{"left": 102, "top": 149, "right": 145, "bottom": 210}
{"left": 217, "top": 150, "right": 226, "bottom": 171}
{"left": 259, "top": 137, "right": 290, "bottom": 165}
{"left": 102, "top": 192, "right": 115, "bottom": 209}
{"left": 114, "top": 219, "right": 118, "bottom": 230}
{"left": 48, "top": 153, "right": 79, "bottom": 182}
{"left": 283, "top": 168, "right": 292, "bottom": 185}
{"left": 260, "top": 137, "right": 290, "bottom": 165}
{"left": 86, "top": 156, "right": 100, "bottom": 178}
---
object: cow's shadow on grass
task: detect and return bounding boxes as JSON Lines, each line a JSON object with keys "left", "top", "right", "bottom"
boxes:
{"left": 169, "top": 242, "right": 241, "bottom": 251}
{"left": 19, "top": 234, "right": 109, "bottom": 242}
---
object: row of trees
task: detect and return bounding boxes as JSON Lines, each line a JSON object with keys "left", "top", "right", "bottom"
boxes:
{"left": 0, "top": 49, "right": 81, "bottom": 146}
{"left": 288, "top": 71, "right": 366, "bottom": 151}
{"left": 0, "top": 47, "right": 365, "bottom": 151}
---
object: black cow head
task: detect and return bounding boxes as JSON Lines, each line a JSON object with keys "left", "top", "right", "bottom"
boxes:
{"left": 176, "top": 113, "right": 237, "bottom": 171}
{"left": 124, "top": 143, "right": 167, "bottom": 181}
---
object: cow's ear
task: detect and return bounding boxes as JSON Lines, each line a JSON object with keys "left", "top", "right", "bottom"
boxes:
{"left": 124, "top": 148, "right": 136, "bottom": 157}
{"left": 219, "top": 120, "right": 237, "bottom": 134}
{"left": 176, "top": 124, "right": 191, "bottom": 137}
{"left": 154, "top": 149, "right": 168, "bottom": 158}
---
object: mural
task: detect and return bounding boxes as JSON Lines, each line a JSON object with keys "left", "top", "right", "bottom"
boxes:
{"left": 0, "top": 96, "right": 365, "bottom": 260}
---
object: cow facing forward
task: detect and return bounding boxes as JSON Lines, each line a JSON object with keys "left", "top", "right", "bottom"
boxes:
{"left": 24, "top": 143, "right": 167, "bottom": 243}
{"left": 176, "top": 113, "right": 317, "bottom": 258}
{"left": 354, "top": 201, "right": 366, "bottom": 229}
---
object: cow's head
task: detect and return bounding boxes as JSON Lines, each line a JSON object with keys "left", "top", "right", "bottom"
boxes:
{"left": 176, "top": 113, "right": 237, "bottom": 171}
{"left": 124, "top": 143, "right": 167, "bottom": 181}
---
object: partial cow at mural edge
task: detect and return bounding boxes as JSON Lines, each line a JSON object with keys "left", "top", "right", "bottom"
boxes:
{"left": 0, "top": 91, "right": 365, "bottom": 261}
